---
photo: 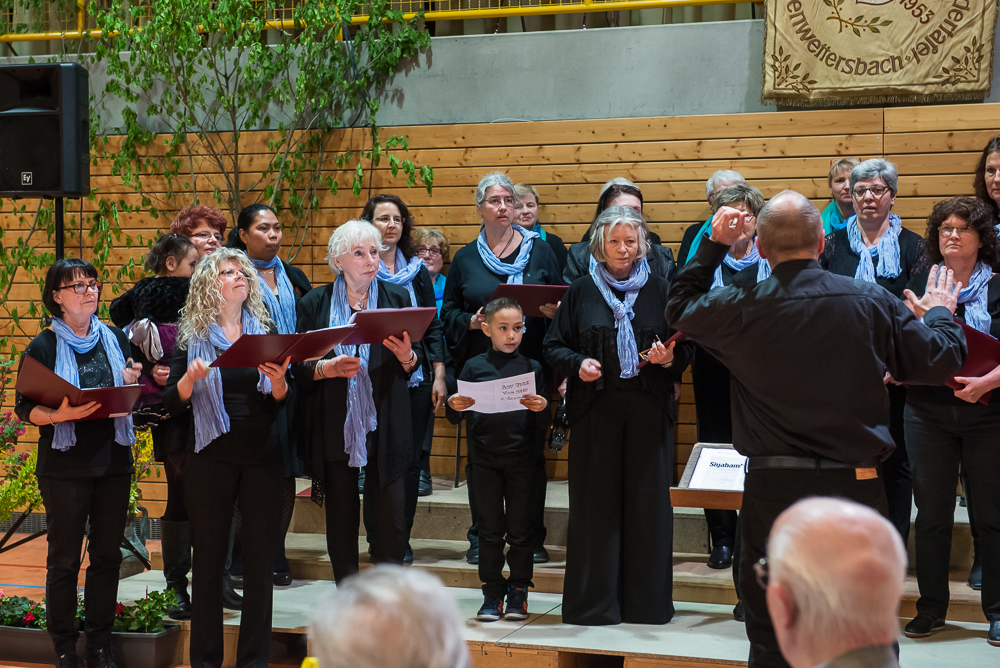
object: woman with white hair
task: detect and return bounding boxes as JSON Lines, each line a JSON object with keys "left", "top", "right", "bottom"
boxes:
{"left": 544, "top": 205, "right": 692, "bottom": 626}
{"left": 294, "top": 220, "right": 422, "bottom": 581}
{"left": 820, "top": 158, "right": 931, "bottom": 545}
{"left": 162, "top": 248, "right": 290, "bottom": 668}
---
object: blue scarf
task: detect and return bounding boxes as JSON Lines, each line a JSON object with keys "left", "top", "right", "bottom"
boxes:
{"left": 252, "top": 256, "right": 296, "bottom": 335}
{"left": 330, "top": 276, "right": 379, "bottom": 468}
{"left": 377, "top": 249, "right": 425, "bottom": 387}
{"left": 51, "top": 316, "right": 134, "bottom": 451}
{"left": 712, "top": 242, "right": 770, "bottom": 288}
{"left": 846, "top": 213, "right": 903, "bottom": 283}
{"left": 683, "top": 216, "right": 713, "bottom": 266}
{"left": 954, "top": 261, "right": 993, "bottom": 334}
{"left": 187, "top": 310, "right": 271, "bottom": 453}
{"left": 476, "top": 225, "right": 539, "bottom": 284}
{"left": 590, "top": 257, "right": 650, "bottom": 379}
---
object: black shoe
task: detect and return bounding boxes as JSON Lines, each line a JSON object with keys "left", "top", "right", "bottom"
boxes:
{"left": 273, "top": 571, "right": 293, "bottom": 586}
{"left": 358, "top": 468, "right": 366, "bottom": 494}
{"left": 505, "top": 586, "right": 529, "bottom": 621}
{"left": 466, "top": 544, "right": 479, "bottom": 564}
{"left": 969, "top": 560, "right": 983, "bottom": 591}
{"left": 904, "top": 613, "right": 945, "bottom": 638}
{"left": 229, "top": 574, "right": 244, "bottom": 589}
{"left": 707, "top": 544, "right": 733, "bottom": 569}
{"left": 533, "top": 545, "right": 550, "bottom": 564}
{"left": 989, "top": 620, "right": 1000, "bottom": 647}
{"left": 418, "top": 470, "right": 433, "bottom": 497}
{"left": 733, "top": 601, "right": 744, "bottom": 622}
{"left": 222, "top": 574, "right": 243, "bottom": 610}
{"left": 476, "top": 596, "right": 504, "bottom": 622}
{"left": 57, "top": 653, "right": 80, "bottom": 668}
{"left": 84, "top": 646, "right": 117, "bottom": 668}
{"left": 166, "top": 585, "right": 192, "bottom": 620}
{"left": 403, "top": 545, "right": 414, "bottom": 565}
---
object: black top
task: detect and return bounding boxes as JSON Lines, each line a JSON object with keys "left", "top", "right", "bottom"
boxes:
{"left": 15, "top": 328, "right": 135, "bottom": 478}
{"left": 819, "top": 226, "right": 932, "bottom": 298}
{"left": 537, "top": 226, "right": 569, "bottom": 274}
{"left": 666, "top": 238, "right": 966, "bottom": 464}
{"left": 677, "top": 220, "right": 708, "bottom": 267}
{"left": 441, "top": 238, "right": 562, "bottom": 372}
{"left": 905, "top": 270, "right": 1000, "bottom": 408}
{"left": 109, "top": 276, "right": 190, "bottom": 329}
{"left": 162, "top": 325, "right": 285, "bottom": 467}
{"left": 403, "top": 263, "right": 447, "bottom": 370}
{"left": 544, "top": 273, "right": 692, "bottom": 426}
{"left": 282, "top": 260, "right": 313, "bottom": 299}
{"left": 563, "top": 242, "right": 678, "bottom": 285}
{"left": 445, "top": 349, "right": 547, "bottom": 458}
{"left": 293, "top": 280, "right": 414, "bottom": 489}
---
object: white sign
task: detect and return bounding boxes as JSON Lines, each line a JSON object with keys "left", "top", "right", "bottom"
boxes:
{"left": 457, "top": 371, "right": 536, "bottom": 414}
{"left": 688, "top": 448, "right": 748, "bottom": 492}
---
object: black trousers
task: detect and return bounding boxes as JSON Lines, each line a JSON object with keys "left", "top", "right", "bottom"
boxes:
{"left": 472, "top": 449, "right": 537, "bottom": 598}
{"left": 904, "top": 401, "right": 1000, "bottom": 622}
{"left": 885, "top": 383, "right": 912, "bottom": 544}
{"left": 404, "top": 379, "right": 436, "bottom": 544}
{"left": 740, "top": 466, "right": 888, "bottom": 668}
{"left": 162, "top": 451, "right": 189, "bottom": 522}
{"left": 563, "top": 389, "right": 674, "bottom": 626}
{"left": 38, "top": 474, "right": 131, "bottom": 656}
{"left": 185, "top": 455, "right": 282, "bottom": 668}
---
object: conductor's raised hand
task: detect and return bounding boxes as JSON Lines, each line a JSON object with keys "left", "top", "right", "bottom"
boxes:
{"left": 579, "top": 358, "right": 602, "bottom": 382}
{"left": 646, "top": 340, "right": 675, "bottom": 366}
{"left": 903, "top": 265, "right": 961, "bottom": 317}
{"left": 519, "top": 394, "right": 548, "bottom": 412}
{"left": 447, "top": 394, "right": 476, "bottom": 411}
{"left": 122, "top": 358, "right": 142, "bottom": 385}
{"left": 710, "top": 206, "right": 748, "bottom": 246}
{"left": 51, "top": 396, "right": 101, "bottom": 423}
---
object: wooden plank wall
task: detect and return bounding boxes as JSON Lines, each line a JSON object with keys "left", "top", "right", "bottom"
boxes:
{"left": 4, "top": 102, "right": 996, "bottom": 519}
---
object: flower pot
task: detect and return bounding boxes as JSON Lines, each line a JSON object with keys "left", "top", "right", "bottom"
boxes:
{"left": 0, "top": 623, "right": 182, "bottom": 668}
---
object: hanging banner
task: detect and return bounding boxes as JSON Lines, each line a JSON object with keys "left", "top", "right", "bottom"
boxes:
{"left": 762, "top": 0, "right": 1000, "bottom": 106}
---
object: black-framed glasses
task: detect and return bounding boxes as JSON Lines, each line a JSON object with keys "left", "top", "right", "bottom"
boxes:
{"left": 55, "top": 280, "right": 102, "bottom": 295}
{"left": 754, "top": 558, "right": 769, "bottom": 589}
{"left": 415, "top": 246, "right": 442, "bottom": 258}
{"left": 852, "top": 185, "right": 889, "bottom": 199}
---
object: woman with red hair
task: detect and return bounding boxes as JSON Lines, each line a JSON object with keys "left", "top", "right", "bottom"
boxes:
{"left": 170, "top": 204, "right": 228, "bottom": 257}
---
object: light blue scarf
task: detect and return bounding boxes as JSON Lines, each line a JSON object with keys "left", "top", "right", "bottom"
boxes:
{"left": 187, "top": 310, "right": 271, "bottom": 453}
{"left": 377, "top": 249, "right": 425, "bottom": 387}
{"left": 953, "top": 261, "right": 993, "bottom": 334}
{"left": 476, "top": 225, "right": 539, "bottom": 284}
{"left": 590, "top": 257, "right": 650, "bottom": 379}
{"left": 846, "top": 213, "right": 903, "bottom": 283}
{"left": 712, "top": 241, "right": 771, "bottom": 288}
{"left": 329, "top": 276, "right": 379, "bottom": 468}
{"left": 51, "top": 316, "right": 134, "bottom": 451}
{"left": 683, "top": 217, "right": 713, "bottom": 266}
{"left": 252, "top": 256, "right": 296, "bottom": 335}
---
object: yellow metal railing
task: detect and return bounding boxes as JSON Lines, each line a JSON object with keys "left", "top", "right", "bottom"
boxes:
{"left": 0, "top": 0, "right": 754, "bottom": 43}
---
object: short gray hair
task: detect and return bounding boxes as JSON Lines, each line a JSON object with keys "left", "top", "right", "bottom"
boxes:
{"left": 712, "top": 183, "right": 765, "bottom": 217}
{"left": 309, "top": 566, "right": 470, "bottom": 668}
{"left": 705, "top": 170, "right": 746, "bottom": 201}
{"left": 850, "top": 158, "right": 898, "bottom": 195}
{"left": 514, "top": 183, "right": 540, "bottom": 204}
{"left": 326, "top": 219, "right": 386, "bottom": 276}
{"left": 475, "top": 172, "right": 518, "bottom": 207}
{"left": 588, "top": 205, "right": 651, "bottom": 263}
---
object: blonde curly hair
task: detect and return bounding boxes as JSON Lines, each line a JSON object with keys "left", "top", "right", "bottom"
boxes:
{"left": 177, "top": 248, "right": 272, "bottom": 347}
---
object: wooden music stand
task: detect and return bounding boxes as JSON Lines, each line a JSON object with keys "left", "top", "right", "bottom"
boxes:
{"left": 670, "top": 442, "right": 744, "bottom": 511}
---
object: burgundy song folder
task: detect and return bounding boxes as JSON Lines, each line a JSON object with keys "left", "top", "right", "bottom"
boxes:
{"left": 487, "top": 284, "right": 569, "bottom": 318}
{"left": 15, "top": 355, "right": 143, "bottom": 421}
{"left": 340, "top": 307, "right": 438, "bottom": 346}
{"left": 637, "top": 331, "right": 688, "bottom": 369}
{"left": 946, "top": 321, "right": 1000, "bottom": 405}
{"left": 210, "top": 325, "right": 356, "bottom": 368}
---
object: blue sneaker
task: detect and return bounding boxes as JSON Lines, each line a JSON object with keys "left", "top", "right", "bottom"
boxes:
{"left": 476, "top": 596, "right": 504, "bottom": 622}
{"left": 504, "top": 586, "right": 529, "bottom": 621}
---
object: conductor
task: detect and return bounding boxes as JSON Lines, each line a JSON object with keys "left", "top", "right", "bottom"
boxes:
{"left": 665, "top": 190, "right": 966, "bottom": 668}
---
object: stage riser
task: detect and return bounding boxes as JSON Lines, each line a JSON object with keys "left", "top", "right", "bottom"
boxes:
{"left": 468, "top": 644, "right": 747, "bottom": 667}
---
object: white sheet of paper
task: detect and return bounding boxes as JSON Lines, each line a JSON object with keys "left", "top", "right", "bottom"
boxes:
{"left": 688, "top": 448, "right": 748, "bottom": 491}
{"left": 457, "top": 371, "right": 536, "bottom": 414}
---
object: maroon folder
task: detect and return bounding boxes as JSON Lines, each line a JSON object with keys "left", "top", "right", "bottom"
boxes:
{"left": 210, "top": 325, "right": 356, "bottom": 368}
{"left": 637, "top": 331, "right": 688, "bottom": 369}
{"left": 946, "top": 321, "right": 1000, "bottom": 405}
{"left": 340, "top": 307, "right": 437, "bottom": 346}
{"left": 487, "top": 284, "right": 568, "bottom": 318}
{"left": 15, "top": 355, "right": 143, "bottom": 421}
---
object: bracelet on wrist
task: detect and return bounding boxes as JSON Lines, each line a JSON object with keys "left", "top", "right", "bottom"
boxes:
{"left": 406, "top": 351, "right": 417, "bottom": 366}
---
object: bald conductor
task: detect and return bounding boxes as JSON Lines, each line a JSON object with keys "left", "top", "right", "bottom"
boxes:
{"left": 665, "top": 190, "right": 966, "bottom": 668}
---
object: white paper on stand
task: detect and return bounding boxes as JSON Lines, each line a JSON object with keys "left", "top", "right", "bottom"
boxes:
{"left": 457, "top": 371, "right": 536, "bottom": 414}
{"left": 688, "top": 448, "right": 748, "bottom": 491}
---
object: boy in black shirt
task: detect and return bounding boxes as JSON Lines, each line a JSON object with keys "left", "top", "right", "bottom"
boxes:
{"left": 447, "top": 298, "right": 548, "bottom": 622}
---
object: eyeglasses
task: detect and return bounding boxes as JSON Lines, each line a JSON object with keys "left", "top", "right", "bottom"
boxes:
{"left": 754, "top": 558, "right": 769, "bottom": 589}
{"left": 374, "top": 215, "right": 403, "bottom": 225}
{"left": 415, "top": 246, "right": 442, "bottom": 258}
{"left": 940, "top": 225, "right": 976, "bottom": 237}
{"left": 219, "top": 268, "right": 251, "bottom": 280}
{"left": 55, "top": 280, "right": 102, "bottom": 295}
{"left": 851, "top": 185, "right": 890, "bottom": 199}
{"left": 191, "top": 231, "right": 224, "bottom": 243}
{"left": 485, "top": 197, "right": 515, "bottom": 208}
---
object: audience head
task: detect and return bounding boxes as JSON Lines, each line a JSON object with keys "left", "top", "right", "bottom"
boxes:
{"left": 412, "top": 227, "right": 449, "bottom": 279}
{"left": 170, "top": 204, "right": 228, "bottom": 257}
{"left": 705, "top": 170, "right": 746, "bottom": 206}
{"left": 766, "top": 497, "right": 906, "bottom": 668}
{"left": 326, "top": 220, "right": 385, "bottom": 280}
{"left": 482, "top": 297, "right": 524, "bottom": 352}
{"left": 923, "top": 195, "right": 999, "bottom": 268}
{"left": 361, "top": 194, "right": 416, "bottom": 259}
{"left": 309, "top": 565, "right": 469, "bottom": 668}
{"left": 755, "top": 190, "right": 824, "bottom": 265}
{"left": 596, "top": 177, "right": 643, "bottom": 217}
{"left": 146, "top": 233, "right": 198, "bottom": 277}
{"left": 827, "top": 158, "right": 860, "bottom": 213}
{"left": 973, "top": 135, "right": 1000, "bottom": 218}
{"left": 713, "top": 184, "right": 764, "bottom": 251}
{"left": 178, "top": 248, "right": 270, "bottom": 345}
{"left": 226, "top": 204, "right": 282, "bottom": 261}
{"left": 513, "top": 184, "right": 541, "bottom": 230}
{"left": 850, "top": 159, "right": 898, "bottom": 226}
{"left": 476, "top": 172, "right": 518, "bottom": 229}
{"left": 589, "top": 205, "right": 650, "bottom": 278}
{"left": 43, "top": 258, "right": 101, "bottom": 322}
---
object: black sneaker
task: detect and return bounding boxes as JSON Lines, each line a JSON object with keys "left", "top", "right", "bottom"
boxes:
{"left": 418, "top": 470, "right": 433, "bottom": 497}
{"left": 733, "top": 600, "right": 745, "bottom": 622}
{"left": 466, "top": 544, "right": 479, "bottom": 564}
{"left": 505, "top": 586, "right": 529, "bottom": 621}
{"left": 57, "top": 653, "right": 80, "bottom": 668}
{"left": 904, "top": 613, "right": 945, "bottom": 638}
{"left": 969, "top": 559, "right": 983, "bottom": 591}
{"left": 84, "top": 646, "right": 118, "bottom": 668}
{"left": 476, "top": 596, "right": 504, "bottom": 622}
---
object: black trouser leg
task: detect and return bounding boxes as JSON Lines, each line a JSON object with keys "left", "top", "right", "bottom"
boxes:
{"left": 364, "top": 458, "right": 407, "bottom": 565}
{"left": 81, "top": 475, "right": 131, "bottom": 653}
{"left": 161, "top": 452, "right": 191, "bottom": 593}
{"left": 273, "top": 477, "right": 295, "bottom": 573}
{"left": 705, "top": 510, "right": 738, "bottom": 550}
{"left": 405, "top": 380, "right": 435, "bottom": 543}
{"left": 740, "top": 468, "right": 888, "bottom": 668}
{"left": 962, "top": 467, "right": 980, "bottom": 564}
{"left": 162, "top": 451, "right": 189, "bottom": 522}
{"left": 531, "top": 432, "right": 548, "bottom": 549}
{"left": 733, "top": 514, "right": 742, "bottom": 598}
{"left": 884, "top": 384, "right": 912, "bottom": 544}
{"left": 465, "top": 430, "right": 479, "bottom": 549}
{"left": 323, "top": 461, "right": 361, "bottom": 583}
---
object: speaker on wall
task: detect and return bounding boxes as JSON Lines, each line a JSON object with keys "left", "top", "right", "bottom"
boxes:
{"left": 0, "top": 63, "right": 89, "bottom": 199}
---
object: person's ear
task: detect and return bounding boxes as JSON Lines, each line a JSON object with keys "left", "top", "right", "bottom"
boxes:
{"left": 480, "top": 319, "right": 491, "bottom": 336}
{"left": 165, "top": 256, "right": 178, "bottom": 273}
{"left": 756, "top": 237, "right": 767, "bottom": 260}
{"left": 239, "top": 227, "right": 249, "bottom": 244}
{"left": 767, "top": 582, "right": 797, "bottom": 633}
{"left": 818, "top": 234, "right": 826, "bottom": 256}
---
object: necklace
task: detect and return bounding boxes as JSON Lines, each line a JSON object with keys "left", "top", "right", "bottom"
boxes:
{"left": 493, "top": 226, "right": 516, "bottom": 258}
{"left": 346, "top": 286, "right": 368, "bottom": 310}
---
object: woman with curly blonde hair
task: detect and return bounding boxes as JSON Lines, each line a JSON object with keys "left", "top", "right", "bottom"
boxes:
{"left": 163, "top": 248, "right": 290, "bottom": 668}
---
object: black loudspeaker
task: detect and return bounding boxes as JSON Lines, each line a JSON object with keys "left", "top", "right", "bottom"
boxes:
{"left": 0, "top": 63, "right": 89, "bottom": 198}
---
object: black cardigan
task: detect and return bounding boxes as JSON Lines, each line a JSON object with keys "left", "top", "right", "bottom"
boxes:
{"left": 563, "top": 242, "right": 678, "bottom": 285}
{"left": 819, "top": 226, "right": 932, "bottom": 299}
